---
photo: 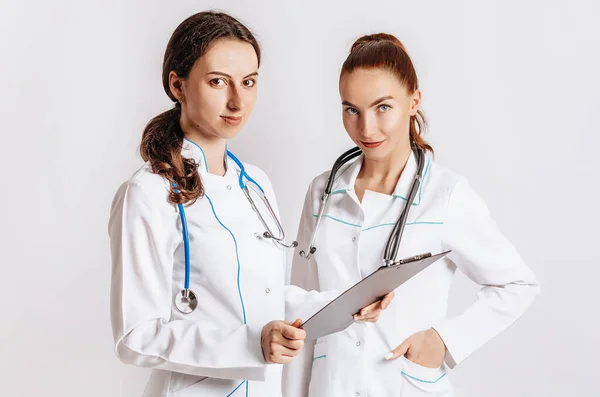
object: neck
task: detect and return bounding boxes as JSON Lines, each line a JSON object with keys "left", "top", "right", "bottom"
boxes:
{"left": 184, "top": 131, "right": 227, "bottom": 176}
{"left": 359, "top": 142, "right": 412, "bottom": 184}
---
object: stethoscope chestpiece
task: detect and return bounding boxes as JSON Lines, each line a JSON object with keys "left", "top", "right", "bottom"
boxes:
{"left": 174, "top": 288, "right": 198, "bottom": 314}
{"left": 262, "top": 231, "right": 299, "bottom": 249}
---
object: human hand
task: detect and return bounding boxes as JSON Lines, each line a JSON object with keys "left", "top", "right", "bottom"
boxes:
{"left": 261, "top": 318, "right": 306, "bottom": 364}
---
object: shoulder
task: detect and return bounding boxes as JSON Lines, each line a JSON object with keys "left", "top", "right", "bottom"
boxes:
{"left": 301, "top": 168, "right": 333, "bottom": 205}
{"left": 238, "top": 160, "right": 282, "bottom": 211}
{"left": 239, "top": 161, "right": 276, "bottom": 197}
{"left": 310, "top": 169, "right": 332, "bottom": 192}
{"left": 423, "top": 155, "right": 464, "bottom": 195}
{"left": 424, "top": 156, "right": 487, "bottom": 213}
{"left": 111, "top": 163, "right": 172, "bottom": 211}
{"left": 242, "top": 161, "right": 271, "bottom": 187}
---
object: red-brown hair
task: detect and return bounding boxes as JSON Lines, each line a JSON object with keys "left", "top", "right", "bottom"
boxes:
{"left": 340, "top": 33, "right": 433, "bottom": 153}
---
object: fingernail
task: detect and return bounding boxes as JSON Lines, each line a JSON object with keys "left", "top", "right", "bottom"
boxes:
{"left": 385, "top": 352, "right": 394, "bottom": 360}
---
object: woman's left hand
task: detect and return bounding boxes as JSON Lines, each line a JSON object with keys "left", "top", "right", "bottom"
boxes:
{"left": 353, "top": 291, "right": 395, "bottom": 322}
{"left": 385, "top": 328, "right": 447, "bottom": 368}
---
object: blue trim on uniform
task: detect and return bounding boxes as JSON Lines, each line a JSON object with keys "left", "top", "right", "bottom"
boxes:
{"left": 225, "top": 143, "right": 229, "bottom": 170}
{"left": 312, "top": 214, "right": 443, "bottom": 230}
{"left": 362, "top": 221, "right": 444, "bottom": 231}
{"left": 183, "top": 138, "right": 209, "bottom": 173}
{"left": 312, "top": 214, "right": 361, "bottom": 228}
{"left": 329, "top": 157, "right": 431, "bottom": 203}
{"left": 181, "top": 145, "right": 250, "bottom": 397}
{"left": 392, "top": 157, "right": 431, "bottom": 205}
{"left": 401, "top": 371, "right": 447, "bottom": 384}
{"left": 205, "top": 194, "right": 247, "bottom": 324}
{"left": 226, "top": 380, "right": 246, "bottom": 397}
{"left": 313, "top": 355, "right": 327, "bottom": 361}
{"left": 418, "top": 157, "right": 431, "bottom": 203}
{"left": 330, "top": 188, "right": 350, "bottom": 195}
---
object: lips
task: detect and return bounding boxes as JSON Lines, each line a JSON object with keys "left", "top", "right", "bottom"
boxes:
{"left": 361, "top": 140, "right": 384, "bottom": 149}
{"left": 221, "top": 116, "right": 242, "bottom": 126}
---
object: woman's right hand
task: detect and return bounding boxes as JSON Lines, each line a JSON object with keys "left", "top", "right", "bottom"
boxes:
{"left": 261, "top": 318, "right": 306, "bottom": 364}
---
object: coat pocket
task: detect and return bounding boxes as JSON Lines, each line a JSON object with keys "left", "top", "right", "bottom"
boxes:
{"left": 170, "top": 374, "right": 245, "bottom": 397}
{"left": 308, "top": 341, "right": 329, "bottom": 397}
{"left": 399, "top": 357, "right": 452, "bottom": 396}
{"left": 168, "top": 372, "right": 208, "bottom": 394}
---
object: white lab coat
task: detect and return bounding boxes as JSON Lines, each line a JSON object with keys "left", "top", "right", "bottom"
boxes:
{"left": 283, "top": 151, "right": 540, "bottom": 397}
{"left": 109, "top": 139, "right": 330, "bottom": 397}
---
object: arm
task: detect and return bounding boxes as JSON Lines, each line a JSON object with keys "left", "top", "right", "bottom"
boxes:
{"left": 282, "top": 181, "right": 320, "bottom": 397}
{"left": 433, "top": 178, "right": 540, "bottom": 368}
{"left": 255, "top": 173, "right": 339, "bottom": 319}
{"left": 109, "top": 182, "right": 267, "bottom": 381}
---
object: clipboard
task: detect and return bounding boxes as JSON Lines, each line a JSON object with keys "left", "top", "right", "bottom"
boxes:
{"left": 300, "top": 250, "right": 451, "bottom": 340}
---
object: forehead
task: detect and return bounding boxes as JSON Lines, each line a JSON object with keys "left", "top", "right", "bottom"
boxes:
{"left": 340, "top": 68, "right": 407, "bottom": 104}
{"left": 194, "top": 38, "right": 258, "bottom": 77}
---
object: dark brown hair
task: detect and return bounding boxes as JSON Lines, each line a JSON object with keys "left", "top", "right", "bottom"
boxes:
{"left": 341, "top": 33, "right": 433, "bottom": 153}
{"left": 140, "top": 11, "right": 261, "bottom": 205}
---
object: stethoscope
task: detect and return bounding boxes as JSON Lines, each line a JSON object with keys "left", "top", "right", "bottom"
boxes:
{"left": 174, "top": 150, "right": 298, "bottom": 314}
{"left": 298, "top": 142, "right": 426, "bottom": 266}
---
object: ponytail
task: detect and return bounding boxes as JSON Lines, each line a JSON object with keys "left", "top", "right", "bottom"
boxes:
{"left": 140, "top": 105, "right": 203, "bottom": 205}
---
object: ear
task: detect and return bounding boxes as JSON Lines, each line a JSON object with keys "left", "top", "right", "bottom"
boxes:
{"left": 408, "top": 89, "right": 422, "bottom": 116}
{"left": 168, "top": 71, "right": 185, "bottom": 102}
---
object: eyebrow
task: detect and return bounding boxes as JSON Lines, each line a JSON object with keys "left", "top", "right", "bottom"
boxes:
{"left": 207, "top": 71, "right": 259, "bottom": 79}
{"left": 342, "top": 95, "right": 394, "bottom": 108}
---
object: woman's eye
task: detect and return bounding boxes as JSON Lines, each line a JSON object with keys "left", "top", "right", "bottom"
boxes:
{"left": 243, "top": 79, "right": 256, "bottom": 87}
{"left": 210, "top": 78, "right": 226, "bottom": 86}
{"left": 378, "top": 104, "right": 391, "bottom": 112}
{"left": 345, "top": 107, "right": 358, "bottom": 115}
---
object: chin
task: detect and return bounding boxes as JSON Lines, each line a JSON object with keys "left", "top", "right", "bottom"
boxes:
{"left": 363, "top": 152, "right": 387, "bottom": 162}
{"left": 218, "top": 125, "right": 245, "bottom": 139}
{"left": 361, "top": 146, "right": 391, "bottom": 161}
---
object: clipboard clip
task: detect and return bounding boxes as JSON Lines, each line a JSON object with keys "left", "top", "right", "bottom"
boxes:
{"left": 388, "top": 252, "right": 432, "bottom": 266}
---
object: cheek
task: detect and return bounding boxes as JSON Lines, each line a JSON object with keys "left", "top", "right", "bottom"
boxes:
{"left": 342, "top": 116, "right": 359, "bottom": 138}
{"left": 380, "top": 112, "right": 406, "bottom": 137}
{"left": 192, "top": 88, "right": 225, "bottom": 119}
{"left": 242, "top": 90, "right": 258, "bottom": 111}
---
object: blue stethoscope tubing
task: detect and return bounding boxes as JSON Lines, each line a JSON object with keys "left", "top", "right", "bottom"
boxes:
{"left": 227, "top": 150, "right": 263, "bottom": 192}
{"left": 174, "top": 150, "right": 295, "bottom": 314}
{"left": 176, "top": 202, "right": 191, "bottom": 290}
{"left": 176, "top": 150, "right": 252, "bottom": 292}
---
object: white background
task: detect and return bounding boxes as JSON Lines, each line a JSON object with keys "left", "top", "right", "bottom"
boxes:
{"left": 1, "top": 0, "right": 599, "bottom": 396}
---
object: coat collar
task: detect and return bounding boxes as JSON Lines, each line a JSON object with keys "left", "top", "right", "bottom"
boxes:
{"left": 181, "top": 137, "right": 230, "bottom": 175}
{"left": 329, "top": 150, "right": 431, "bottom": 205}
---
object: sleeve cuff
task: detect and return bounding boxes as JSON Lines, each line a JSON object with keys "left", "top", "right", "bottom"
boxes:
{"left": 431, "top": 323, "right": 460, "bottom": 369}
{"left": 246, "top": 324, "right": 268, "bottom": 381}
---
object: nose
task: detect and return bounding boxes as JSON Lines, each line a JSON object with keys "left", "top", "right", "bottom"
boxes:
{"left": 227, "top": 86, "right": 244, "bottom": 112}
{"left": 359, "top": 112, "right": 376, "bottom": 138}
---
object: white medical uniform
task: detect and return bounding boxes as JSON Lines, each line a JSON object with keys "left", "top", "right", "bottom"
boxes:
{"left": 283, "top": 151, "right": 540, "bottom": 397}
{"left": 109, "top": 139, "right": 329, "bottom": 397}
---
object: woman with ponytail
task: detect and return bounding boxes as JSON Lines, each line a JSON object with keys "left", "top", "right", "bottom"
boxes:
{"left": 108, "top": 12, "right": 389, "bottom": 397}
{"left": 284, "top": 33, "right": 539, "bottom": 397}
